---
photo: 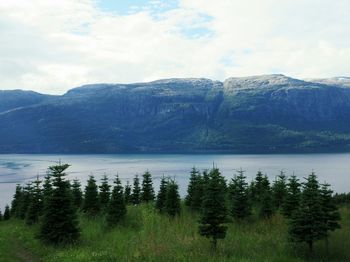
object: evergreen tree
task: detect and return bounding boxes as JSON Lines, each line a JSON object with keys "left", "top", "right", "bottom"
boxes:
{"left": 250, "top": 171, "right": 266, "bottom": 207}
{"left": 185, "top": 168, "right": 198, "bottom": 204}
{"left": 26, "top": 176, "right": 43, "bottom": 225}
{"left": 254, "top": 171, "right": 265, "bottom": 198}
{"left": 19, "top": 182, "right": 33, "bottom": 219}
{"left": 99, "top": 175, "right": 111, "bottom": 211}
{"left": 156, "top": 176, "right": 168, "bottom": 213}
{"left": 185, "top": 168, "right": 196, "bottom": 206}
{"left": 42, "top": 173, "right": 52, "bottom": 206}
{"left": 0, "top": 210, "right": 2, "bottom": 221}
{"left": 124, "top": 181, "right": 132, "bottom": 205}
{"left": 165, "top": 180, "right": 181, "bottom": 217}
{"left": 202, "top": 169, "right": 210, "bottom": 185}
{"left": 261, "top": 175, "right": 271, "bottom": 193}
{"left": 199, "top": 168, "right": 228, "bottom": 250}
{"left": 229, "top": 169, "right": 251, "bottom": 221}
{"left": 132, "top": 175, "right": 141, "bottom": 205}
{"left": 248, "top": 180, "right": 257, "bottom": 204}
{"left": 272, "top": 171, "right": 287, "bottom": 210}
{"left": 141, "top": 171, "right": 155, "bottom": 202}
{"left": 82, "top": 175, "right": 100, "bottom": 216}
{"left": 71, "top": 179, "right": 83, "bottom": 210}
{"left": 3, "top": 205, "right": 10, "bottom": 220}
{"left": 107, "top": 176, "right": 127, "bottom": 226}
{"left": 40, "top": 164, "right": 80, "bottom": 244}
{"left": 289, "top": 173, "right": 325, "bottom": 253}
{"left": 320, "top": 183, "right": 341, "bottom": 255}
{"left": 282, "top": 175, "right": 301, "bottom": 218}
{"left": 259, "top": 190, "right": 274, "bottom": 219}
{"left": 185, "top": 167, "right": 203, "bottom": 212}
{"left": 258, "top": 175, "right": 274, "bottom": 219}
{"left": 201, "top": 169, "right": 210, "bottom": 195}
{"left": 11, "top": 184, "right": 23, "bottom": 218}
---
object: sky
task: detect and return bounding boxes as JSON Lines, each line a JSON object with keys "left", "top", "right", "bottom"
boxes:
{"left": 0, "top": 0, "right": 349, "bottom": 94}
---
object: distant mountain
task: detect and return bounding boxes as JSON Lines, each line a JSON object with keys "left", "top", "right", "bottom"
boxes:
{"left": 0, "top": 90, "right": 51, "bottom": 113}
{"left": 306, "top": 77, "right": 350, "bottom": 88}
{"left": 1, "top": 74, "right": 350, "bottom": 153}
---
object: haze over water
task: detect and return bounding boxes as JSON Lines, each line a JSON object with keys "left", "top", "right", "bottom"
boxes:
{"left": 1, "top": 153, "right": 349, "bottom": 209}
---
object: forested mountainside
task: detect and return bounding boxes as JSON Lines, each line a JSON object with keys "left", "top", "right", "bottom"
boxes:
{"left": 1, "top": 74, "right": 350, "bottom": 153}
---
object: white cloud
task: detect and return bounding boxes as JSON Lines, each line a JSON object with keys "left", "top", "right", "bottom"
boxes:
{"left": 0, "top": 0, "right": 349, "bottom": 94}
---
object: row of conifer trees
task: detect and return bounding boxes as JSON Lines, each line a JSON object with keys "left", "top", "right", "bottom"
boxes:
{"left": 1, "top": 164, "right": 343, "bottom": 254}
{"left": 332, "top": 192, "right": 350, "bottom": 205}
{"left": 185, "top": 167, "right": 341, "bottom": 252}
{"left": 2, "top": 164, "right": 182, "bottom": 244}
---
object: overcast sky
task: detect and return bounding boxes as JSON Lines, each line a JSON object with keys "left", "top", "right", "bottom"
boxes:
{"left": 0, "top": 0, "right": 349, "bottom": 94}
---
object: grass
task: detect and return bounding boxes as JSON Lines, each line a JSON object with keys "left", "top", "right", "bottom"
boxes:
{"left": 0, "top": 205, "right": 349, "bottom": 262}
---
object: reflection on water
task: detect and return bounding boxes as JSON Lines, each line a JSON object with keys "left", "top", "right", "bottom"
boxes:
{"left": 1, "top": 153, "right": 350, "bottom": 209}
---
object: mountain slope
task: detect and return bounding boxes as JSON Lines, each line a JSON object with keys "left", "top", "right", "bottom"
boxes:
{"left": 1, "top": 75, "right": 350, "bottom": 153}
{"left": 0, "top": 90, "right": 51, "bottom": 113}
{"left": 307, "top": 77, "right": 350, "bottom": 88}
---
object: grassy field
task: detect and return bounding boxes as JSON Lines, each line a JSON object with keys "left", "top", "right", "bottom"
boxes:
{"left": 0, "top": 204, "right": 349, "bottom": 262}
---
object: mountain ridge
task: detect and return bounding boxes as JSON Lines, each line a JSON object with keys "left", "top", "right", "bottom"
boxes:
{"left": 2, "top": 74, "right": 349, "bottom": 96}
{"left": 1, "top": 74, "right": 350, "bottom": 153}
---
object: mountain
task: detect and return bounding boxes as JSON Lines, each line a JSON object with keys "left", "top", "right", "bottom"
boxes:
{"left": 307, "top": 77, "right": 350, "bottom": 88}
{"left": 1, "top": 74, "right": 350, "bottom": 153}
{"left": 0, "top": 90, "right": 51, "bottom": 113}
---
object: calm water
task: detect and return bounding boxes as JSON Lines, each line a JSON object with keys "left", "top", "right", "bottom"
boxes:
{"left": 1, "top": 153, "right": 350, "bottom": 209}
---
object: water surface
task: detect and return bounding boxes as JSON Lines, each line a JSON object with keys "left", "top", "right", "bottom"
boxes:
{"left": 1, "top": 153, "right": 349, "bottom": 209}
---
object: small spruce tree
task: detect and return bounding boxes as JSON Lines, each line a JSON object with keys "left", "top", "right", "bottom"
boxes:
{"left": 259, "top": 190, "right": 274, "bottom": 219}
{"left": 11, "top": 184, "right": 23, "bottom": 218}
{"left": 99, "top": 175, "right": 111, "bottom": 211}
{"left": 26, "top": 176, "right": 43, "bottom": 225}
{"left": 272, "top": 171, "right": 287, "bottom": 210}
{"left": 282, "top": 175, "right": 301, "bottom": 218}
{"left": 19, "top": 182, "right": 33, "bottom": 219}
{"left": 107, "top": 176, "right": 127, "bottom": 226}
{"left": 258, "top": 175, "right": 274, "bottom": 219}
{"left": 199, "top": 168, "right": 228, "bottom": 250}
{"left": 71, "top": 179, "right": 83, "bottom": 210}
{"left": 185, "top": 167, "right": 203, "bottom": 212}
{"left": 40, "top": 164, "right": 80, "bottom": 245}
{"left": 254, "top": 171, "right": 265, "bottom": 198}
{"left": 42, "top": 173, "right": 52, "bottom": 206}
{"left": 132, "top": 175, "right": 141, "bottom": 205}
{"left": 248, "top": 180, "right": 257, "bottom": 204}
{"left": 202, "top": 169, "right": 210, "bottom": 184}
{"left": 229, "top": 169, "right": 251, "bottom": 221}
{"left": 320, "top": 183, "right": 341, "bottom": 255}
{"left": 82, "top": 175, "right": 100, "bottom": 216}
{"left": 191, "top": 174, "right": 204, "bottom": 212}
{"left": 156, "top": 176, "right": 168, "bottom": 213}
{"left": 289, "top": 172, "right": 325, "bottom": 253}
{"left": 165, "top": 180, "right": 181, "bottom": 217}
{"left": 124, "top": 181, "right": 132, "bottom": 205}
{"left": 186, "top": 169, "right": 198, "bottom": 204}
{"left": 201, "top": 169, "right": 210, "bottom": 196}
{"left": 4, "top": 205, "right": 10, "bottom": 220}
{"left": 141, "top": 171, "right": 155, "bottom": 202}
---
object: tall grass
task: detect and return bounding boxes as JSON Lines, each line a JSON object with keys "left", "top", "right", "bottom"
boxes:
{"left": 0, "top": 205, "right": 349, "bottom": 261}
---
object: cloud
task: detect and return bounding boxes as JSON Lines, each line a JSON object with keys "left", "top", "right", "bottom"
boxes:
{"left": 0, "top": 0, "right": 349, "bottom": 94}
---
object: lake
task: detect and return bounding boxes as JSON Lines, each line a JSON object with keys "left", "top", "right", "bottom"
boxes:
{"left": 1, "top": 153, "right": 350, "bottom": 209}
